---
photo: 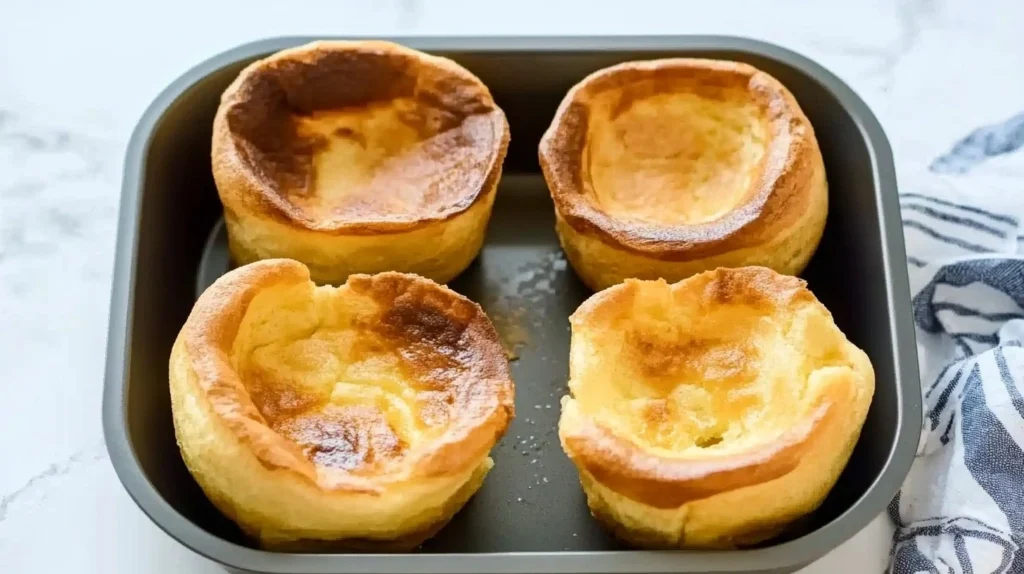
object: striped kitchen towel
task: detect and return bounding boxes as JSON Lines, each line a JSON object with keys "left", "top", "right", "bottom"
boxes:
{"left": 888, "top": 112, "right": 1024, "bottom": 573}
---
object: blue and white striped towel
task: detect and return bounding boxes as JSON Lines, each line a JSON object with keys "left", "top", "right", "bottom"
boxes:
{"left": 888, "top": 111, "right": 1024, "bottom": 573}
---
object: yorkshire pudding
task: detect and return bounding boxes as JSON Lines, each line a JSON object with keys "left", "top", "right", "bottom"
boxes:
{"left": 169, "top": 259, "right": 514, "bottom": 549}
{"left": 212, "top": 41, "right": 509, "bottom": 285}
{"left": 539, "top": 59, "right": 827, "bottom": 291}
{"left": 558, "top": 267, "right": 874, "bottom": 548}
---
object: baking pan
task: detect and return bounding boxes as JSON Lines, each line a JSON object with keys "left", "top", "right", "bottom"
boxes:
{"left": 104, "top": 36, "right": 921, "bottom": 574}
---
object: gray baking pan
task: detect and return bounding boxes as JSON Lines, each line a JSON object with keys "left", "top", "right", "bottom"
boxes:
{"left": 103, "top": 36, "right": 922, "bottom": 574}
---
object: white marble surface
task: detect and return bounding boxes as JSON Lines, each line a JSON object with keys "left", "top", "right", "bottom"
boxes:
{"left": 2, "top": 0, "right": 1024, "bottom": 572}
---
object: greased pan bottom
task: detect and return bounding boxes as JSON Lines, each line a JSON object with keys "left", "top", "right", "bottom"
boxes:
{"left": 104, "top": 36, "right": 920, "bottom": 574}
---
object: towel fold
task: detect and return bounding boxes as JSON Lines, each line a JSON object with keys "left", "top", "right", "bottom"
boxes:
{"left": 888, "top": 111, "right": 1024, "bottom": 574}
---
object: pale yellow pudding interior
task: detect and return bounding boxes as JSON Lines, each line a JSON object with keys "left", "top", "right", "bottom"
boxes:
{"left": 229, "top": 278, "right": 479, "bottom": 474}
{"left": 292, "top": 102, "right": 431, "bottom": 220}
{"left": 583, "top": 81, "right": 768, "bottom": 226}
{"left": 277, "top": 102, "right": 496, "bottom": 224}
{"left": 224, "top": 52, "right": 503, "bottom": 228}
{"left": 568, "top": 276, "right": 856, "bottom": 458}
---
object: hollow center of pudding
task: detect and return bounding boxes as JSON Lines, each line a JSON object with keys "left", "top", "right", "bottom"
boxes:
{"left": 603, "top": 310, "right": 777, "bottom": 454}
{"left": 571, "top": 280, "right": 843, "bottom": 455}
{"left": 225, "top": 49, "right": 502, "bottom": 226}
{"left": 229, "top": 280, "right": 478, "bottom": 473}
{"left": 293, "top": 102, "right": 427, "bottom": 215}
{"left": 583, "top": 82, "right": 768, "bottom": 226}
{"left": 277, "top": 101, "right": 494, "bottom": 223}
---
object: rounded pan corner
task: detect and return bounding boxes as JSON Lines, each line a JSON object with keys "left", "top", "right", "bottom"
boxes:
{"left": 104, "top": 34, "right": 920, "bottom": 574}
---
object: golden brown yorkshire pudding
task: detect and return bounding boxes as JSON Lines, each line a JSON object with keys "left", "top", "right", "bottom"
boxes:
{"left": 539, "top": 59, "right": 827, "bottom": 291}
{"left": 168, "top": 259, "right": 514, "bottom": 549}
{"left": 212, "top": 41, "right": 509, "bottom": 285}
{"left": 558, "top": 267, "right": 874, "bottom": 549}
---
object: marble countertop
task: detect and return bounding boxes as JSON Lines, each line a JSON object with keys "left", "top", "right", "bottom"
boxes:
{"left": 3, "top": 0, "right": 1023, "bottom": 572}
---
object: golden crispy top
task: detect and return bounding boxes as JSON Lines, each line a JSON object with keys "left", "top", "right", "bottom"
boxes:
{"left": 212, "top": 41, "right": 509, "bottom": 234}
{"left": 558, "top": 267, "right": 874, "bottom": 507}
{"left": 539, "top": 59, "right": 822, "bottom": 260}
{"left": 177, "top": 259, "right": 514, "bottom": 492}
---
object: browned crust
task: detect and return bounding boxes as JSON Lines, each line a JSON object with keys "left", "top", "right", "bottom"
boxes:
{"left": 257, "top": 459, "right": 490, "bottom": 552}
{"left": 560, "top": 267, "right": 843, "bottom": 509}
{"left": 583, "top": 489, "right": 790, "bottom": 549}
{"left": 571, "top": 265, "right": 817, "bottom": 322}
{"left": 562, "top": 403, "right": 832, "bottom": 509}
{"left": 212, "top": 40, "right": 510, "bottom": 236}
{"left": 538, "top": 58, "right": 821, "bottom": 261}
{"left": 177, "top": 258, "right": 515, "bottom": 492}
